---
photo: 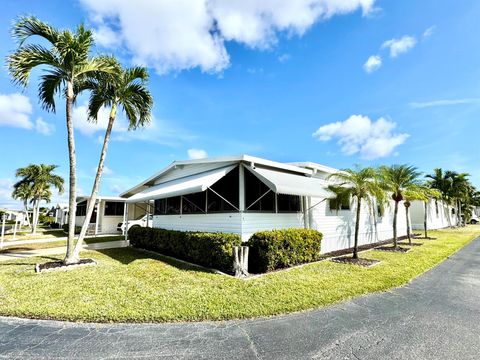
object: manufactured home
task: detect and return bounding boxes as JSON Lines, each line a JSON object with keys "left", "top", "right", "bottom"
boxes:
{"left": 120, "top": 155, "right": 409, "bottom": 253}
{"left": 53, "top": 203, "right": 69, "bottom": 226}
{"left": 74, "top": 196, "right": 149, "bottom": 235}
{"left": 410, "top": 199, "right": 458, "bottom": 230}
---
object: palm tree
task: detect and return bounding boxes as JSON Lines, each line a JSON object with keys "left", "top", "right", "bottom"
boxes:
{"left": 328, "top": 166, "right": 384, "bottom": 259}
{"left": 12, "top": 182, "right": 34, "bottom": 229}
{"left": 449, "top": 172, "right": 470, "bottom": 227}
{"left": 71, "top": 64, "right": 153, "bottom": 261}
{"left": 402, "top": 186, "right": 441, "bottom": 244}
{"left": 7, "top": 16, "right": 115, "bottom": 263}
{"left": 378, "top": 165, "right": 421, "bottom": 250}
{"left": 15, "top": 164, "right": 64, "bottom": 234}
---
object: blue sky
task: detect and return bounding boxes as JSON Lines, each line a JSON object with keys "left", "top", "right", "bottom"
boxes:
{"left": 1, "top": 0, "right": 479, "bottom": 208}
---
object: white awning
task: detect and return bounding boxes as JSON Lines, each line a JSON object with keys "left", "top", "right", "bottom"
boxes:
{"left": 126, "top": 165, "right": 236, "bottom": 203}
{"left": 248, "top": 167, "right": 335, "bottom": 198}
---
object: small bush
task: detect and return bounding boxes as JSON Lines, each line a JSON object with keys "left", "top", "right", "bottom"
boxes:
{"left": 50, "top": 222, "right": 60, "bottom": 229}
{"left": 62, "top": 224, "right": 81, "bottom": 234}
{"left": 128, "top": 227, "right": 242, "bottom": 273}
{"left": 247, "top": 228, "right": 323, "bottom": 273}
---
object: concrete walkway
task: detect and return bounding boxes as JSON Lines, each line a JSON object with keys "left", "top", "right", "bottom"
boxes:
{"left": 0, "top": 240, "right": 128, "bottom": 262}
{"left": 0, "top": 237, "right": 479, "bottom": 359}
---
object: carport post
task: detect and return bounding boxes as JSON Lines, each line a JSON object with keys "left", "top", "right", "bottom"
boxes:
{"left": 12, "top": 220, "right": 18, "bottom": 240}
{"left": 124, "top": 204, "right": 129, "bottom": 243}
{"left": 0, "top": 214, "right": 5, "bottom": 249}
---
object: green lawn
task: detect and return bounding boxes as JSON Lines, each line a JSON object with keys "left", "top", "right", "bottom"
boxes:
{"left": 0, "top": 236, "right": 124, "bottom": 253}
{"left": 0, "top": 226, "right": 478, "bottom": 323}
{"left": 4, "top": 228, "right": 66, "bottom": 241}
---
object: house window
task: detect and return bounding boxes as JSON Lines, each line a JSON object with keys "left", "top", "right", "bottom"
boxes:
{"left": 104, "top": 201, "right": 125, "bottom": 216}
{"left": 435, "top": 200, "right": 439, "bottom": 216}
{"left": 154, "top": 197, "right": 181, "bottom": 215}
{"left": 329, "top": 197, "right": 350, "bottom": 211}
{"left": 182, "top": 192, "right": 206, "bottom": 214}
{"left": 76, "top": 201, "right": 87, "bottom": 216}
{"left": 245, "top": 169, "right": 275, "bottom": 212}
{"left": 277, "top": 194, "right": 301, "bottom": 212}
{"left": 208, "top": 166, "right": 239, "bottom": 212}
{"left": 377, "top": 204, "right": 384, "bottom": 218}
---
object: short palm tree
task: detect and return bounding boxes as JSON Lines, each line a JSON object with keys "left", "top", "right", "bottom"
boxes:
{"left": 7, "top": 16, "right": 115, "bottom": 263}
{"left": 72, "top": 64, "right": 153, "bottom": 260}
{"left": 328, "top": 166, "right": 384, "bottom": 259}
{"left": 402, "top": 185, "right": 441, "bottom": 244}
{"left": 15, "top": 164, "right": 64, "bottom": 234}
{"left": 12, "top": 182, "right": 34, "bottom": 229}
{"left": 378, "top": 165, "right": 421, "bottom": 249}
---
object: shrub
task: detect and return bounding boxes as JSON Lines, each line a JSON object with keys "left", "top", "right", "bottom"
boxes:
{"left": 50, "top": 222, "right": 60, "bottom": 229}
{"left": 128, "top": 227, "right": 242, "bottom": 273}
{"left": 247, "top": 228, "right": 323, "bottom": 273}
{"left": 62, "top": 224, "right": 81, "bottom": 234}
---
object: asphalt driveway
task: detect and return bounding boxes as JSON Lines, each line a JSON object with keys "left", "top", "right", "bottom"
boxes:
{"left": 1, "top": 237, "right": 479, "bottom": 359}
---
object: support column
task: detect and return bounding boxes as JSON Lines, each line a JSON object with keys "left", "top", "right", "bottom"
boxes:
{"left": 124, "top": 204, "right": 129, "bottom": 243}
{"left": 145, "top": 202, "right": 149, "bottom": 227}
{"left": 122, "top": 202, "right": 127, "bottom": 236}
{"left": 94, "top": 200, "right": 99, "bottom": 236}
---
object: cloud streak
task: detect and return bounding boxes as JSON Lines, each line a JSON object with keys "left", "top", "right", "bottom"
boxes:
{"left": 409, "top": 98, "right": 480, "bottom": 108}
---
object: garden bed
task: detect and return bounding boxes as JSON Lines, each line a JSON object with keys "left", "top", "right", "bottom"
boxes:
{"left": 330, "top": 256, "right": 380, "bottom": 267}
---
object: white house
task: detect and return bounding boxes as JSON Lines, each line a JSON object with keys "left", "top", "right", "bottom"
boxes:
{"left": 1, "top": 210, "right": 27, "bottom": 226}
{"left": 410, "top": 198, "right": 458, "bottom": 230}
{"left": 120, "top": 155, "right": 409, "bottom": 254}
{"left": 74, "top": 196, "right": 148, "bottom": 235}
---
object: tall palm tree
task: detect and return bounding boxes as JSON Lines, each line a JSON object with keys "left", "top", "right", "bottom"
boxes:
{"left": 7, "top": 16, "right": 115, "bottom": 263}
{"left": 328, "top": 166, "right": 384, "bottom": 259}
{"left": 449, "top": 172, "right": 470, "bottom": 227}
{"left": 72, "top": 64, "right": 153, "bottom": 260}
{"left": 378, "top": 165, "right": 421, "bottom": 249}
{"left": 15, "top": 164, "right": 64, "bottom": 234}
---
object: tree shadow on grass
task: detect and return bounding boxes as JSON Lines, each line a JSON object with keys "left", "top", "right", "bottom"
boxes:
{"left": 0, "top": 255, "right": 60, "bottom": 267}
{"left": 95, "top": 247, "right": 220, "bottom": 276}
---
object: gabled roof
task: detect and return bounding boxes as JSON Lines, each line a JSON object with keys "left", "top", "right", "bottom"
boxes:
{"left": 120, "top": 154, "right": 313, "bottom": 198}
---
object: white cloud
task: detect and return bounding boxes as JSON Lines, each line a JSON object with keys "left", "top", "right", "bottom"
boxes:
{"left": 35, "top": 117, "right": 55, "bottom": 135}
{"left": 382, "top": 35, "right": 417, "bottom": 58}
{"left": 313, "top": 114, "right": 409, "bottom": 160}
{"left": 93, "top": 25, "right": 122, "bottom": 48}
{"left": 80, "top": 0, "right": 376, "bottom": 74}
{"left": 0, "top": 93, "right": 33, "bottom": 129}
{"left": 278, "top": 53, "right": 291, "bottom": 62}
{"left": 187, "top": 148, "right": 208, "bottom": 159}
{"left": 423, "top": 26, "right": 435, "bottom": 38}
{"left": 363, "top": 55, "right": 382, "bottom": 73}
{"left": 409, "top": 98, "right": 480, "bottom": 108}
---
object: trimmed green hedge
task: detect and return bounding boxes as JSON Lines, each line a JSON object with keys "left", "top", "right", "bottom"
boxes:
{"left": 128, "top": 227, "right": 242, "bottom": 273}
{"left": 62, "top": 224, "right": 81, "bottom": 234}
{"left": 247, "top": 228, "right": 323, "bottom": 273}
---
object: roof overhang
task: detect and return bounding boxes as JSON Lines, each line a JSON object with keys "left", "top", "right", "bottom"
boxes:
{"left": 247, "top": 166, "right": 335, "bottom": 198}
{"left": 125, "top": 165, "right": 237, "bottom": 203}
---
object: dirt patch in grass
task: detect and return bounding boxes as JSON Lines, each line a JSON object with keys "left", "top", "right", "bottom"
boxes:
{"left": 331, "top": 256, "right": 380, "bottom": 267}
{"left": 375, "top": 246, "right": 411, "bottom": 253}
{"left": 398, "top": 242, "right": 423, "bottom": 246}
{"left": 35, "top": 258, "right": 97, "bottom": 273}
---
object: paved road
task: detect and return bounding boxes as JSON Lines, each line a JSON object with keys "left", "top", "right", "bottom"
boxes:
{"left": 1, "top": 238, "right": 479, "bottom": 359}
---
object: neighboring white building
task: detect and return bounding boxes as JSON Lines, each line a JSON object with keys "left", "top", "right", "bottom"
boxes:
{"left": 1, "top": 210, "right": 27, "bottom": 226}
{"left": 410, "top": 198, "right": 457, "bottom": 230}
{"left": 120, "top": 155, "right": 410, "bottom": 254}
{"left": 54, "top": 203, "right": 69, "bottom": 226}
{"left": 74, "top": 196, "right": 148, "bottom": 235}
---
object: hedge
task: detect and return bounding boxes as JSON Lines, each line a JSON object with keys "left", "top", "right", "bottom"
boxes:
{"left": 62, "top": 224, "right": 82, "bottom": 234}
{"left": 247, "top": 228, "right": 323, "bottom": 273}
{"left": 128, "top": 227, "right": 242, "bottom": 273}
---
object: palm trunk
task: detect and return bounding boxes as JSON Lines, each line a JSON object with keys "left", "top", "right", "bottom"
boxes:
{"left": 33, "top": 199, "right": 41, "bottom": 234}
{"left": 405, "top": 205, "right": 411, "bottom": 245}
{"left": 64, "top": 81, "right": 77, "bottom": 264}
{"left": 457, "top": 200, "right": 462, "bottom": 226}
{"left": 444, "top": 201, "right": 452, "bottom": 228}
{"left": 23, "top": 200, "right": 31, "bottom": 230}
{"left": 393, "top": 200, "right": 398, "bottom": 249}
{"left": 72, "top": 105, "right": 117, "bottom": 260}
{"left": 423, "top": 201, "right": 428, "bottom": 239}
{"left": 353, "top": 197, "right": 361, "bottom": 259}
{"left": 30, "top": 199, "right": 36, "bottom": 234}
